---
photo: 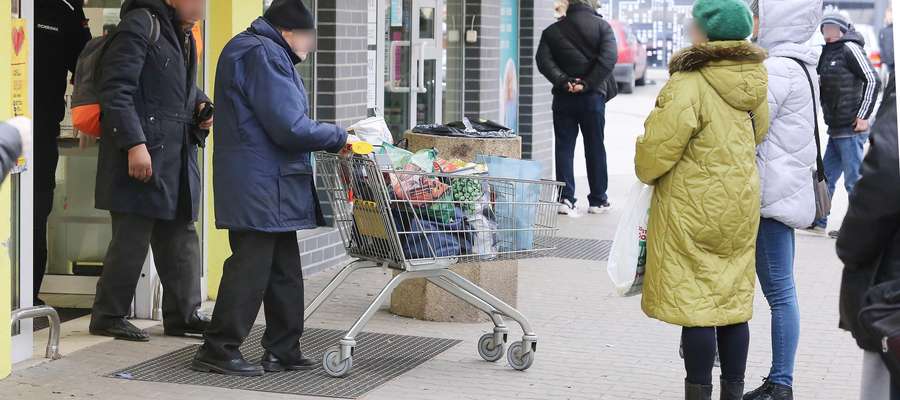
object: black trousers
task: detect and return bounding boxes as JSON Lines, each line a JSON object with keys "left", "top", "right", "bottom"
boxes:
{"left": 34, "top": 120, "right": 59, "bottom": 301}
{"left": 203, "top": 231, "right": 304, "bottom": 360}
{"left": 91, "top": 213, "right": 202, "bottom": 329}
{"left": 682, "top": 323, "right": 750, "bottom": 385}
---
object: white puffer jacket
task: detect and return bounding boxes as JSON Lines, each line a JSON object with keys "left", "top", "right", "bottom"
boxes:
{"left": 756, "top": 0, "right": 822, "bottom": 229}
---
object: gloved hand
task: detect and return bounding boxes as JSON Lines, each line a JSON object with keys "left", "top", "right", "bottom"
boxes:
{"left": 6, "top": 116, "right": 32, "bottom": 157}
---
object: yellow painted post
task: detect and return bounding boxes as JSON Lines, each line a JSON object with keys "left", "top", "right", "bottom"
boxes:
{"left": 0, "top": 0, "right": 14, "bottom": 380}
{"left": 205, "top": 1, "right": 261, "bottom": 299}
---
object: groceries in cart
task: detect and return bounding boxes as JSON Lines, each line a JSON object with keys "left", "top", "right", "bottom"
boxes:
{"left": 319, "top": 139, "right": 562, "bottom": 263}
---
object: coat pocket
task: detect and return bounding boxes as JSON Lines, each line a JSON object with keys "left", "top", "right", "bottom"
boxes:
{"left": 278, "top": 160, "right": 315, "bottom": 224}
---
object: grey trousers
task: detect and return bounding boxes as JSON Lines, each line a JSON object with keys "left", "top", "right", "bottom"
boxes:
{"left": 91, "top": 213, "right": 202, "bottom": 330}
{"left": 861, "top": 350, "right": 900, "bottom": 400}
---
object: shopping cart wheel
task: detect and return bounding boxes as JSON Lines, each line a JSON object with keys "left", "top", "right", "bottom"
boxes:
{"left": 477, "top": 333, "right": 505, "bottom": 362}
{"left": 323, "top": 347, "right": 354, "bottom": 378}
{"left": 506, "top": 341, "right": 534, "bottom": 371}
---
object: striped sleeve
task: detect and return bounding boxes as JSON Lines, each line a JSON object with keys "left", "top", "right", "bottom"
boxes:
{"left": 846, "top": 42, "right": 882, "bottom": 120}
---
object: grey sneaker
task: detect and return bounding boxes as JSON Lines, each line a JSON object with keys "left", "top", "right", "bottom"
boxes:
{"left": 588, "top": 201, "right": 611, "bottom": 214}
{"left": 558, "top": 199, "right": 578, "bottom": 216}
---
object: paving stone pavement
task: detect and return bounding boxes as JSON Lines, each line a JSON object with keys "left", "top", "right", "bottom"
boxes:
{"left": 0, "top": 76, "right": 864, "bottom": 400}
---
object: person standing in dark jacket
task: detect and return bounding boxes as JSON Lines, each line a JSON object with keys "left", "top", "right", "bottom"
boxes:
{"left": 879, "top": 7, "right": 893, "bottom": 73}
{"left": 811, "top": 11, "right": 882, "bottom": 235}
{"left": 836, "top": 75, "right": 900, "bottom": 400}
{"left": 192, "top": 0, "right": 350, "bottom": 376}
{"left": 34, "top": 0, "right": 92, "bottom": 306}
{"left": 536, "top": 0, "right": 617, "bottom": 216}
{"left": 90, "top": 0, "right": 212, "bottom": 342}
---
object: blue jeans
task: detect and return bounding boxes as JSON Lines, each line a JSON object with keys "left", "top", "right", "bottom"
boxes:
{"left": 552, "top": 93, "right": 608, "bottom": 207}
{"left": 755, "top": 218, "right": 800, "bottom": 387}
{"left": 815, "top": 133, "right": 869, "bottom": 227}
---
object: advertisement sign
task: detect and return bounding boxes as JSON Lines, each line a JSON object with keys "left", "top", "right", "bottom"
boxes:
{"left": 498, "top": 0, "right": 518, "bottom": 132}
{"left": 11, "top": 18, "right": 28, "bottom": 173}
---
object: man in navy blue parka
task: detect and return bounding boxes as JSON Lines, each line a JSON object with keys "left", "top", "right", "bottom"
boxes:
{"left": 193, "top": 0, "right": 349, "bottom": 376}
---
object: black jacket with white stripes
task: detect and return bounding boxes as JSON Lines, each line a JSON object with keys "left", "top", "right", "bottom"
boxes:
{"left": 818, "top": 30, "right": 882, "bottom": 136}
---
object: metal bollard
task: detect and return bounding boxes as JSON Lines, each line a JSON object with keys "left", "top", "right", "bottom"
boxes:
{"left": 10, "top": 306, "right": 62, "bottom": 360}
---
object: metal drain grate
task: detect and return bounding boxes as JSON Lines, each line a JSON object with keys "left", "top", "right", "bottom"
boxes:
{"left": 550, "top": 237, "right": 612, "bottom": 261}
{"left": 109, "top": 327, "right": 460, "bottom": 399}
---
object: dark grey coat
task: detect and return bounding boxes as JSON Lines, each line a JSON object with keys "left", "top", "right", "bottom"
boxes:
{"left": 95, "top": 0, "right": 208, "bottom": 221}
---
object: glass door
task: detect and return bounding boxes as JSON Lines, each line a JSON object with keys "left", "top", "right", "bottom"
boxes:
{"left": 11, "top": 0, "right": 33, "bottom": 363}
{"left": 381, "top": 0, "right": 444, "bottom": 140}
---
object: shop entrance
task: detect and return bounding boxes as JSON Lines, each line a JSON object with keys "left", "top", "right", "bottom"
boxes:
{"left": 375, "top": 0, "right": 465, "bottom": 138}
{"left": 12, "top": 0, "right": 209, "bottom": 365}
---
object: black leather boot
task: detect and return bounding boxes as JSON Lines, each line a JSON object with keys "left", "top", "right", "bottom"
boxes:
{"left": 720, "top": 380, "right": 744, "bottom": 400}
{"left": 89, "top": 318, "right": 150, "bottom": 342}
{"left": 260, "top": 350, "right": 317, "bottom": 372}
{"left": 686, "top": 382, "right": 713, "bottom": 400}
{"left": 191, "top": 345, "right": 264, "bottom": 377}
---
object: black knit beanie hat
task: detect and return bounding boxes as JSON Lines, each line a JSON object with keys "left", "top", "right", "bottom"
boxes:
{"left": 265, "top": 0, "right": 315, "bottom": 31}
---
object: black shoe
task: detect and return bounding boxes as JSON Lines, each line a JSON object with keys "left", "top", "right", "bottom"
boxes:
{"left": 828, "top": 230, "right": 840, "bottom": 239}
{"left": 765, "top": 383, "right": 793, "bottom": 400}
{"left": 686, "top": 381, "right": 713, "bottom": 400}
{"left": 89, "top": 318, "right": 150, "bottom": 342}
{"left": 260, "top": 350, "right": 317, "bottom": 372}
{"left": 743, "top": 378, "right": 793, "bottom": 400}
{"left": 191, "top": 345, "right": 264, "bottom": 377}
{"left": 742, "top": 378, "right": 771, "bottom": 400}
{"left": 720, "top": 379, "right": 744, "bottom": 400}
{"left": 164, "top": 310, "right": 211, "bottom": 337}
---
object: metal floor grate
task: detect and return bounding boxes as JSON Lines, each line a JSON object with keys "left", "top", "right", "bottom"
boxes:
{"left": 549, "top": 237, "right": 612, "bottom": 261}
{"left": 109, "top": 327, "right": 460, "bottom": 399}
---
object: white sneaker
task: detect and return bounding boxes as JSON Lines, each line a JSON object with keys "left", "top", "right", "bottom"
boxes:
{"left": 588, "top": 201, "right": 611, "bottom": 214}
{"left": 558, "top": 199, "right": 578, "bottom": 216}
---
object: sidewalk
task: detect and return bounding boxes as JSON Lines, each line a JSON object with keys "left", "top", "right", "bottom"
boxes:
{"left": 0, "top": 71, "right": 863, "bottom": 399}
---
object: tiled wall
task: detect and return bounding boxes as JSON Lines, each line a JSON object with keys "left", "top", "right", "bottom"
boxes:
{"left": 518, "top": 0, "right": 556, "bottom": 175}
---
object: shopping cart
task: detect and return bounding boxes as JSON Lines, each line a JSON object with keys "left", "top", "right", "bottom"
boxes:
{"left": 306, "top": 151, "right": 563, "bottom": 377}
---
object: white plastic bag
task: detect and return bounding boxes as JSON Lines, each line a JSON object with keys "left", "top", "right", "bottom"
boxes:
{"left": 607, "top": 182, "right": 653, "bottom": 297}
{"left": 348, "top": 116, "right": 394, "bottom": 146}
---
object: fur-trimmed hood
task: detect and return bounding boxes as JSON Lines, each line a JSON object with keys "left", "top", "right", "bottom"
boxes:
{"left": 669, "top": 41, "right": 768, "bottom": 112}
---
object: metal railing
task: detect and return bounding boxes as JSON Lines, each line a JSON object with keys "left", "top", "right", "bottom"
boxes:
{"left": 10, "top": 306, "right": 61, "bottom": 360}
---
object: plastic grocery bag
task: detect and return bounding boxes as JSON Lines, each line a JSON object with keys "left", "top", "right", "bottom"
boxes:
{"left": 348, "top": 116, "right": 394, "bottom": 146}
{"left": 477, "top": 155, "right": 543, "bottom": 251}
{"left": 607, "top": 182, "right": 653, "bottom": 297}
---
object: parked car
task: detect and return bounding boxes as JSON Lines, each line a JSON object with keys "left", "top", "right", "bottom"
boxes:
{"left": 608, "top": 20, "right": 648, "bottom": 94}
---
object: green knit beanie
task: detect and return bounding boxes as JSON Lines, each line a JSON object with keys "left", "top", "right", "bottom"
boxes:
{"left": 692, "top": 0, "right": 753, "bottom": 41}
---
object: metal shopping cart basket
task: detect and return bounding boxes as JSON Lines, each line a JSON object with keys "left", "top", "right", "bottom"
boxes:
{"left": 306, "top": 151, "right": 563, "bottom": 377}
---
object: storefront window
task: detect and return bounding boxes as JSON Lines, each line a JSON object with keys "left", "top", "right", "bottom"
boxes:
{"left": 9, "top": 0, "right": 22, "bottom": 337}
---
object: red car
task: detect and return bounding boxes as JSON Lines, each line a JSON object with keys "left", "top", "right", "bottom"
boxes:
{"left": 608, "top": 20, "right": 648, "bottom": 94}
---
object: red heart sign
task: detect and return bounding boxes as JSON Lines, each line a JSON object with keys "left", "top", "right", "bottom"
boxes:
{"left": 12, "top": 26, "right": 25, "bottom": 56}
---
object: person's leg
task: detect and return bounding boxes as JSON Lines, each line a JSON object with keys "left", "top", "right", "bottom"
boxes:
{"left": 755, "top": 218, "right": 800, "bottom": 387}
{"left": 580, "top": 94, "right": 609, "bottom": 207}
{"left": 260, "top": 232, "right": 304, "bottom": 359}
{"left": 33, "top": 121, "right": 60, "bottom": 304}
{"left": 150, "top": 219, "right": 203, "bottom": 331}
{"left": 91, "top": 213, "right": 154, "bottom": 324}
{"left": 861, "top": 350, "right": 893, "bottom": 400}
{"left": 816, "top": 136, "right": 843, "bottom": 228}
{"left": 553, "top": 96, "right": 579, "bottom": 205}
{"left": 202, "top": 231, "right": 277, "bottom": 360}
{"left": 682, "top": 326, "right": 717, "bottom": 385}
{"left": 716, "top": 323, "right": 750, "bottom": 384}
{"left": 840, "top": 133, "right": 869, "bottom": 195}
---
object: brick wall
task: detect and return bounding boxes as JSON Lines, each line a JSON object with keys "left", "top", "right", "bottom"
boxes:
{"left": 518, "top": 0, "right": 556, "bottom": 175}
{"left": 462, "top": 1, "right": 501, "bottom": 124}
{"left": 301, "top": 0, "right": 371, "bottom": 274}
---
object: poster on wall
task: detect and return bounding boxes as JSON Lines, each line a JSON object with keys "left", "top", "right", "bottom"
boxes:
{"left": 11, "top": 18, "right": 28, "bottom": 173}
{"left": 498, "top": 0, "right": 518, "bottom": 132}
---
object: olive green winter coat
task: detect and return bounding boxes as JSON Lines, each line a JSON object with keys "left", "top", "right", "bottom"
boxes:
{"left": 635, "top": 41, "right": 770, "bottom": 327}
